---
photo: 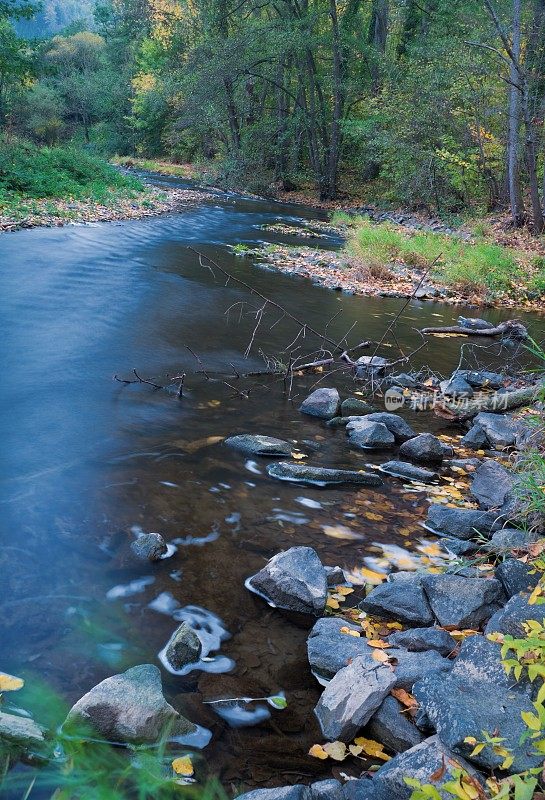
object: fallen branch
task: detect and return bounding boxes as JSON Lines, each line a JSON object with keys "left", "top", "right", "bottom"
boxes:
{"left": 435, "top": 379, "right": 545, "bottom": 420}
{"left": 421, "top": 320, "right": 528, "bottom": 339}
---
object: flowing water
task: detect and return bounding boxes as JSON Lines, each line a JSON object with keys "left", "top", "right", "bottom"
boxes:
{"left": 1, "top": 176, "right": 543, "bottom": 794}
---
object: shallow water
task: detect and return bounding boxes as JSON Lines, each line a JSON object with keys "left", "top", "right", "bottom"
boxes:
{"left": 1, "top": 177, "right": 543, "bottom": 794}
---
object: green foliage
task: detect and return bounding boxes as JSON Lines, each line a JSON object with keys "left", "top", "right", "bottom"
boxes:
{"left": 0, "top": 137, "right": 142, "bottom": 202}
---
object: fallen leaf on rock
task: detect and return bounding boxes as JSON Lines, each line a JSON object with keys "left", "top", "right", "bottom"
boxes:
{"left": 172, "top": 756, "right": 194, "bottom": 777}
{"left": 336, "top": 586, "right": 354, "bottom": 596}
{"left": 326, "top": 597, "right": 340, "bottom": 609}
{"left": 0, "top": 672, "right": 24, "bottom": 692}
{"left": 372, "top": 649, "right": 390, "bottom": 664}
{"left": 391, "top": 688, "right": 417, "bottom": 709}
{"left": 291, "top": 452, "right": 308, "bottom": 460}
{"left": 368, "top": 639, "right": 390, "bottom": 649}
{"left": 340, "top": 626, "right": 361, "bottom": 637}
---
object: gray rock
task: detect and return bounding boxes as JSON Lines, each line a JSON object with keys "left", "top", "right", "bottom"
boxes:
{"left": 131, "top": 533, "right": 167, "bottom": 562}
{"left": 355, "top": 355, "right": 388, "bottom": 377}
{"left": 424, "top": 505, "right": 500, "bottom": 540}
{"left": 439, "top": 376, "right": 474, "bottom": 398}
{"left": 267, "top": 461, "right": 383, "bottom": 487}
{"left": 456, "top": 369, "right": 505, "bottom": 389}
{"left": 225, "top": 435, "right": 293, "bottom": 457}
{"left": 360, "top": 575, "right": 434, "bottom": 625}
{"left": 415, "top": 285, "right": 439, "bottom": 299}
{"left": 358, "top": 736, "right": 483, "bottom": 800}
{"left": 422, "top": 574, "right": 504, "bottom": 628}
{"left": 461, "top": 425, "right": 489, "bottom": 450}
{"left": 485, "top": 592, "right": 544, "bottom": 636}
{"left": 248, "top": 546, "right": 327, "bottom": 615}
{"left": 440, "top": 538, "right": 479, "bottom": 556}
{"left": 65, "top": 664, "right": 195, "bottom": 744}
{"left": 324, "top": 565, "right": 345, "bottom": 587}
{"left": 399, "top": 433, "right": 449, "bottom": 465}
{"left": 413, "top": 636, "right": 541, "bottom": 773}
{"left": 385, "top": 373, "right": 418, "bottom": 389}
{"left": 367, "top": 696, "right": 425, "bottom": 753}
{"left": 341, "top": 398, "right": 377, "bottom": 416}
{"left": 389, "top": 627, "right": 456, "bottom": 656}
{"left": 495, "top": 559, "right": 541, "bottom": 598}
{"left": 299, "top": 388, "right": 340, "bottom": 419}
{"left": 379, "top": 460, "right": 438, "bottom": 483}
{"left": 392, "top": 649, "right": 452, "bottom": 690}
{"left": 472, "top": 413, "right": 520, "bottom": 449}
{"left": 457, "top": 316, "right": 494, "bottom": 330}
{"left": 443, "top": 457, "right": 483, "bottom": 473}
{"left": 347, "top": 420, "right": 396, "bottom": 450}
{"left": 471, "top": 460, "right": 515, "bottom": 509}
{"left": 307, "top": 618, "right": 376, "bottom": 681}
{"left": 363, "top": 413, "right": 416, "bottom": 442}
{"left": 0, "top": 712, "right": 47, "bottom": 749}
{"left": 165, "top": 622, "right": 202, "bottom": 670}
{"left": 308, "top": 779, "right": 344, "bottom": 800}
{"left": 314, "top": 656, "right": 396, "bottom": 740}
{"left": 235, "top": 788, "right": 305, "bottom": 800}
{"left": 486, "top": 527, "right": 541, "bottom": 553}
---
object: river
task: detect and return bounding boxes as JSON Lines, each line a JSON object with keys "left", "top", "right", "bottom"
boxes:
{"left": 1, "top": 176, "right": 542, "bottom": 794}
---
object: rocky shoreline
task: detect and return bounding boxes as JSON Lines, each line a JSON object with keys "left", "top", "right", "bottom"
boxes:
{"left": 2, "top": 321, "right": 545, "bottom": 798}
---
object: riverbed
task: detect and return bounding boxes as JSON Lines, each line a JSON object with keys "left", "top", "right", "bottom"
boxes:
{"left": 1, "top": 176, "right": 543, "bottom": 795}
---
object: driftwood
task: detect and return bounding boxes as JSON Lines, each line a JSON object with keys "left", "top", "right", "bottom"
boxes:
{"left": 435, "top": 379, "right": 545, "bottom": 420}
{"left": 421, "top": 320, "right": 528, "bottom": 339}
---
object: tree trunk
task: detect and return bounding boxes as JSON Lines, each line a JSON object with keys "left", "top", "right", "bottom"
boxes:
{"left": 368, "top": 0, "right": 388, "bottom": 92}
{"left": 507, "top": 0, "right": 525, "bottom": 226}
{"left": 323, "top": 0, "right": 344, "bottom": 200}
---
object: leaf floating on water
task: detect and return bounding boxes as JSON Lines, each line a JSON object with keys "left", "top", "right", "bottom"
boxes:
{"left": 172, "top": 756, "right": 194, "bottom": 777}
{"left": 322, "top": 524, "right": 364, "bottom": 541}
{"left": 353, "top": 737, "right": 391, "bottom": 761}
{"left": 267, "top": 694, "right": 287, "bottom": 709}
{"left": 178, "top": 435, "right": 224, "bottom": 454}
{"left": 308, "top": 744, "right": 329, "bottom": 760}
{"left": 291, "top": 452, "right": 308, "bottom": 460}
{"left": 323, "top": 741, "right": 348, "bottom": 761}
{"left": 0, "top": 672, "right": 24, "bottom": 692}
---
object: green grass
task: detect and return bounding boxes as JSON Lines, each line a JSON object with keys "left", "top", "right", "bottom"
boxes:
{"left": 345, "top": 217, "right": 545, "bottom": 298}
{"left": 0, "top": 137, "right": 143, "bottom": 205}
{"left": 112, "top": 156, "right": 195, "bottom": 180}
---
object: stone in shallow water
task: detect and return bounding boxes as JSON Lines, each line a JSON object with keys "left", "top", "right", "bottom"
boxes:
{"left": 307, "top": 617, "right": 376, "bottom": 681}
{"left": 225, "top": 434, "right": 293, "bottom": 456}
{"left": 399, "top": 433, "right": 450, "bottom": 465}
{"left": 439, "top": 376, "right": 473, "bottom": 398}
{"left": 424, "top": 505, "right": 499, "bottom": 540}
{"left": 247, "top": 546, "right": 328, "bottom": 615}
{"left": 65, "top": 664, "right": 195, "bottom": 744}
{"left": 165, "top": 622, "right": 202, "bottom": 670}
{"left": 131, "top": 532, "right": 167, "bottom": 561}
{"left": 361, "top": 412, "right": 416, "bottom": 442}
{"left": 267, "top": 461, "right": 383, "bottom": 487}
{"left": 366, "top": 695, "right": 425, "bottom": 753}
{"left": 235, "top": 788, "right": 305, "bottom": 800}
{"left": 341, "top": 397, "right": 377, "bottom": 416}
{"left": 413, "top": 636, "right": 541, "bottom": 773}
{"left": 422, "top": 574, "right": 504, "bottom": 628}
{"left": 359, "top": 574, "right": 434, "bottom": 626}
{"left": 314, "top": 656, "right": 396, "bottom": 740}
{"left": 456, "top": 369, "right": 505, "bottom": 388}
{"left": 389, "top": 627, "right": 456, "bottom": 656}
{"left": 379, "top": 460, "right": 438, "bottom": 483}
{"left": 299, "top": 387, "right": 340, "bottom": 419}
{"left": 347, "top": 420, "right": 395, "bottom": 450}
{"left": 0, "top": 711, "right": 47, "bottom": 750}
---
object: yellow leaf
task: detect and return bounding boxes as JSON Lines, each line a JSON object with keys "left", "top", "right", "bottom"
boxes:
{"left": 308, "top": 744, "right": 329, "bottom": 760}
{"left": 368, "top": 640, "right": 390, "bottom": 649}
{"left": 291, "top": 452, "right": 308, "bottom": 460}
{"left": 323, "top": 741, "right": 348, "bottom": 761}
{"left": 521, "top": 710, "right": 542, "bottom": 730}
{"left": 0, "top": 672, "right": 24, "bottom": 692}
{"left": 172, "top": 756, "right": 194, "bottom": 777}
{"left": 322, "top": 524, "right": 364, "bottom": 541}
{"left": 372, "top": 649, "right": 390, "bottom": 663}
{"left": 349, "top": 744, "right": 363, "bottom": 756}
{"left": 326, "top": 596, "right": 340, "bottom": 609}
{"left": 340, "top": 626, "right": 361, "bottom": 637}
{"left": 364, "top": 512, "right": 385, "bottom": 521}
{"left": 353, "top": 737, "right": 391, "bottom": 761}
{"left": 528, "top": 585, "right": 543, "bottom": 605}
{"left": 336, "top": 586, "right": 354, "bottom": 596}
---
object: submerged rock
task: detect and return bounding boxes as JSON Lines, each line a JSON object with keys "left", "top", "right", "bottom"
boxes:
{"left": 424, "top": 505, "right": 499, "bottom": 540}
{"left": 347, "top": 420, "right": 395, "bottom": 450}
{"left": 0, "top": 711, "right": 47, "bottom": 750}
{"left": 131, "top": 532, "right": 167, "bottom": 562}
{"left": 307, "top": 618, "right": 376, "bottom": 681}
{"left": 422, "top": 574, "right": 504, "bottom": 628}
{"left": 457, "top": 316, "right": 494, "bottom": 330}
{"left": 439, "top": 376, "right": 473, "bottom": 398}
{"left": 225, "top": 435, "right": 293, "bottom": 457}
{"left": 314, "top": 656, "right": 396, "bottom": 740}
{"left": 379, "top": 460, "right": 438, "bottom": 483}
{"left": 247, "top": 546, "right": 327, "bottom": 615}
{"left": 389, "top": 627, "right": 456, "bottom": 656}
{"left": 165, "top": 622, "right": 202, "bottom": 670}
{"left": 341, "top": 397, "right": 377, "bottom": 416}
{"left": 359, "top": 574, "right": 434, "bottom": 626}
{"left": 65, "top": 664, "right": 195, "bottom": 744}
{"left": 363, "top": 412, "right": 416, "bottom": 442}
{"left": 367, "top": 696, "right": 425, "bottom": 753}
{"left": 399, "top": 433, "right": 450, "bottom": 465}
{"left": 413, "top": 636, "right": 540, "bottom": 773}
{"left": 471, "top": 461, "right": 515, "bottom": 509}
{"left": 235, "top": 788, "right": 305, "bottom": 800}
{"left": 267, "top": 461, "right": 383, "bottom": 487}
{"left": 385, "top": 373, "right": 418, "bottom": 389}
{"left": 299, "top": 387, "right": 340, "bottom": 419}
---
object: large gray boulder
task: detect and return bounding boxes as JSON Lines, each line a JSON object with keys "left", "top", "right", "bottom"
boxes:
{"left": 485, "top": 592, "right": 544, "bottom": 637}
{"left": 235, "top": 788, "right": 305, "bottom": 800}
{"left": 367, "top": 696, "right": 425, "bottom": 753}
{"left": 267, "top": 462, "right": 383, "bottom": 487}
{"left": 460, "top": 425, "right": 489, "bottom": 450}
{"left": 346, "top": 736, "right": 483, "bottom": 800}
{"left": 131, "top": 532, "right": 167, "bottom": 561}
{"left": 439, "top": 376, "right": 473, "bottom": 398}
{"left": 299, "top": 388, "right": 340, "bottom": 419}
{"left": 495, "top": 559, "right": 541, "bottom": 598}
{"left": 379, "top": 461, "right": 438, "bottom": 483}
{"left": 355, "top": 355, "right": 388, "bottom": 377}
{"left": 422, "top": 574, "right": 504, "bottom": 628}
{"left": 399, "top": 433, "right": 450, "bottom": 465}
{"left": 165, "top": 622, "right": 202, "bottom": 670}
{"left": 347, "top": 420, "right": 395, "bottom": 450}
{"left": 307, "top": 780, "right": 344, "bottom": 800}
{"left": 424, "top": 505, "right": 500, "bottom": 540}
{"left": 456, "top": 369, "right": 504, "bottom": 389}
{"left": 64, "top": 664, "right": 195, "bottom": 744}
{"left": 360, "top": 574, "right": 434, "bottom": 626}
{"left": 392, "top": 649, "right": 452, "bottom": 690}
{"left": 472, "top": 413, "right": 521, "bottom": 449}
{"left": 486, "top": 527, "right": 541, "bottom": 553}
{"left": 389, "top": 627, "right": 456, "bottom": 656}
{"left": 0, "top": 711, "right": 47, "bottom": 750}
{"left": 341, "top": 397, "right": 377, "bottom": 416}
{"left": 363, "top": 412, "right": 416, "bottom": 442}
{"left": 247, "top": 546, "right": 328, "bottom": 615}
{"left": 225, "top": 435, "right": 293, "bottom": 457}
{"left": 307, "top": 618, "right": 376, "bottom": 682}
{"left": 413, "top": 636, "right": 541, "bottom": 773}
{"left": 471, "top": 461, "right": 515, "bottom": 509}
{"left": 457, "top": 316, "right": 494, "bottom": 330}
{"left": 314, "top": 656, "right": 396, "bottom": 740}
